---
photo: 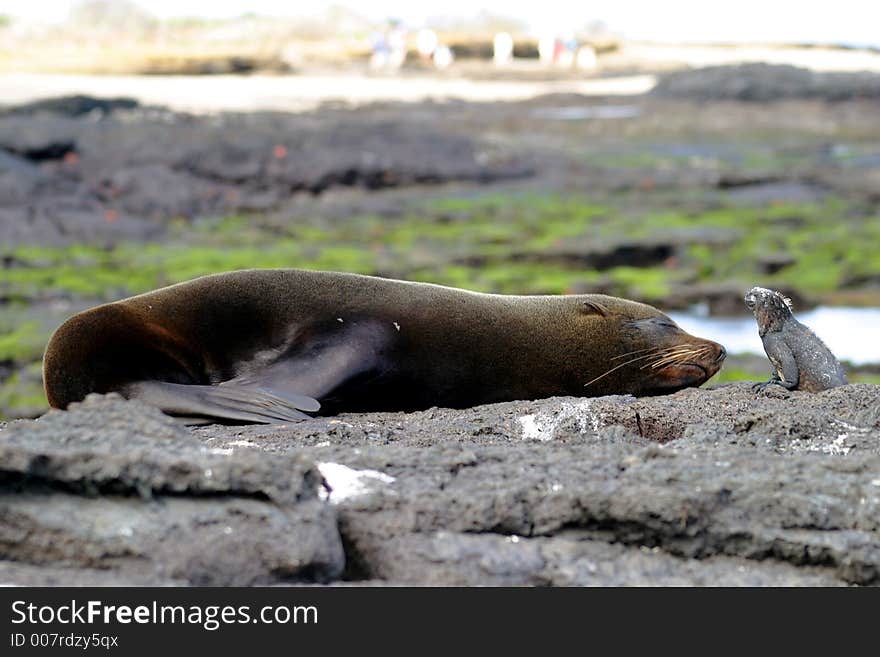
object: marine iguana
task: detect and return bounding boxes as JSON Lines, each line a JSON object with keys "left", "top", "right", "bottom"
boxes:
{"left": 744, "top": 286, "right": 847, "bottom": 392}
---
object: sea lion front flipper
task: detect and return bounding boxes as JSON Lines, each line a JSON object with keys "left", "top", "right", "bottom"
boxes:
{"left": 123, "top": 380, "right": 318, "bottom": 424}
{"left": 223, "top": 318, "right": 393, "bottom": 404}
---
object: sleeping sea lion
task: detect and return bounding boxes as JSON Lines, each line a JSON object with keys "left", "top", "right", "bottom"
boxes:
{"left": 43, "top": 269, "right": 726, "bottom": 424}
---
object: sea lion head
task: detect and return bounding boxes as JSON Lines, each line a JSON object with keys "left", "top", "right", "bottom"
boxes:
{"left": 578, "top": 296, "right": 726, "bottom": 396}
{"left": 744, "top": 286, "right": 792, "bottom": 336}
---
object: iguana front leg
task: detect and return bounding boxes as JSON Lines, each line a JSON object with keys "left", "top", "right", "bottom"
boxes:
{"left": 753, "top": 333, "right": 799, "bottom": 391}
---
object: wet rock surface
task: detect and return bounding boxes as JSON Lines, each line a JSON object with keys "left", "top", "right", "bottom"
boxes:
{"left": 1, "top": 383, "right": 878, "bottom": 586}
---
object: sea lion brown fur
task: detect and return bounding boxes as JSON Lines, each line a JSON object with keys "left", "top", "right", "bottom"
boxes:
{"left": 44, "top": 269, "right": 727, "bottom": 424}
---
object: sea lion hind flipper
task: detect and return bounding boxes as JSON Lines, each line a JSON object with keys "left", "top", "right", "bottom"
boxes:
{"left": 218, "top": 377, "right": 321, "bottom": 412}
{"left": 123, "top": 380, "right": 317, "bottom": 424}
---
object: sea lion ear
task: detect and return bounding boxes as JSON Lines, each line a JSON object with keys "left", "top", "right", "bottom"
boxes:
{"left": 581, "top": 300, "right": 608, "bottom": 317}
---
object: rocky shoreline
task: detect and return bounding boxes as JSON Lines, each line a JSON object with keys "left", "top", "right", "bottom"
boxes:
{"left": 1, "top": 63, "right": 878, "bottom": 586}
{"left": 1, "top": 382, "right": 878, "bottom": 586}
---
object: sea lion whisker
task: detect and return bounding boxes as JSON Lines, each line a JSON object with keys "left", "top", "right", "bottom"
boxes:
{"left": 648, "top": 343, "right": 719, "bottom": 370}
{"left": 623, "top": 344, "right": 693, "bottom": 362}
{"left": 644, "top": 349, "right": 700, "bottom": 369}
{"left": 647, "top": 347, "right": 695, "bottom": 361}
{"left": 643, "top": 357, "right": 680, "bottom": 370}
{"left": 610, "top": 346, "right": 666, "bottom": 361}
{"left": 584, "top": 352, "right": 666, "bottom": 387}
{"left": 649, "top": 358, "right": 685, "bottom": 369}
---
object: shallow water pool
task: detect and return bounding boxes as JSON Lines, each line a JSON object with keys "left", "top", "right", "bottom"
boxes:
{"left": 668, "top": 306, "right": 880, "bottom": 365}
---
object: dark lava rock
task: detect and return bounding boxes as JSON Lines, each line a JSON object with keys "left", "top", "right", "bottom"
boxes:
{"left": 93, "top": 164, "right": 227, "bottom": 219}
{"left": 0, "top": 105, "right": 533, "bottom": 246}
{"left": 0, "top": 395, "right": 344, "bottom": 585}
{"left": 0, "top": 116, "right": 81, "bottom": 162}
{"left": 0, "top": 560, "right": 184, "bottom": 586}
{"left": 347, "top": 532, "right": 840, "bottom": 586}
{"left": 0, "top": 149, "right": 47, "bottom": 205}
{"left": 652, "top": 63, "right": 880, "bottom": 102}
{"left": 176, "top": 119, "right": 531, "bottom": 193}
{"left": 1, "top": 95, "right": 139, "bottom": 118}
{"left": 723, "top": 180, "right": 829, "bottom": 206}
{"left": 505, "top": 240, "right": 675, "bottom": 270}
{"left": 203, "top": 382, "right": 879, "bottom": 585}
{"left": 322, "top": 436, "right": 879, "bottom": 585}
{"left": 2, "top": 383, "right": 878, "bottom": 586}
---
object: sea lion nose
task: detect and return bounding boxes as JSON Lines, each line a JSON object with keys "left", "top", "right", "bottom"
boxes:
{"left": 715, "top": 345, "right": 727, "bottom": 363}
